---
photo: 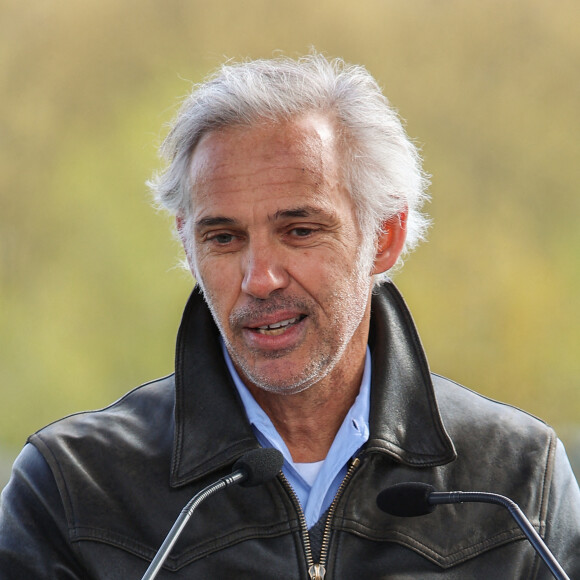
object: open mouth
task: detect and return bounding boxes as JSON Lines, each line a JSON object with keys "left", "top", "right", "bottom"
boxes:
{"left": 253, "top": 315, "right": 306, "bottom": 336}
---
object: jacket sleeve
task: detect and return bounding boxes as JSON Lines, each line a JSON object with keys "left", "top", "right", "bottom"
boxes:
{"left": 0, "top": 443, "right": 86, "bottom": 579}
{"left": 540, "top": 438, "right": 580, "bottom": 579}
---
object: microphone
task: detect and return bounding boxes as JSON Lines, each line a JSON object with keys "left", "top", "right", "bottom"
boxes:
{"left": 376, "top": 482, "right": 570, "bottom": 580}
{"left": 141, "top": 448, "right": 284, "bottom": 580}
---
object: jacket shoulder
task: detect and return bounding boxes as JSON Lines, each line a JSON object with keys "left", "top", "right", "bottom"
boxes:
{"left": 430, "top": 373, "right": 557, "bottom": 505}
{"left": 30, "top": 374, "right": 175, "bottom": 446}
{"left": 27, "top": 375, "right": 176, "bottom": 503}
{"left": 431, "top": 372, "right": 553, "bottom": 439}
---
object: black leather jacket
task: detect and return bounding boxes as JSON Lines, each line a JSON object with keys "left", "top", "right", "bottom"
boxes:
{"left": 1, "top": 282, "right": 579, "bottom": 578}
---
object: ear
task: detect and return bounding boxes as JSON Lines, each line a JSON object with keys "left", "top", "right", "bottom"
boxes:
{"left": 372, "top": 211, "right": 407, "bottom": 275}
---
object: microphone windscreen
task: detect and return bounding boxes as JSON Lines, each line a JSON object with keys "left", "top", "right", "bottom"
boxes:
{"left": 233, "top": 448, "right": 284, "bottom": 487}
{"left": 376, "top": 482, "right": 436, "bottom": 517}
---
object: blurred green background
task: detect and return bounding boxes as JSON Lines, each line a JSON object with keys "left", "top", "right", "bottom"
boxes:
{"left": 1, "top": 0, "right": 579, "bottom": 486}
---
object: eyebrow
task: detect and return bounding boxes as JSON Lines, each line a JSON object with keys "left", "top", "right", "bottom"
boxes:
{"left": 272, "top": 206, "right": 330, "bottom": 220}
{"left": 195, "top": 216, "right": 238, "bottom": 229}
{"left": 195, "top": 205, "right": 334, "bottom": 230}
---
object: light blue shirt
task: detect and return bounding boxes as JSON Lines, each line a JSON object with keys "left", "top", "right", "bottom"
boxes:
{"left": 222, "top": 342, "right": 371, "bottom": 528}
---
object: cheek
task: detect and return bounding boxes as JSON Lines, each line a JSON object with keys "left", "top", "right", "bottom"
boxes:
{"left": 290, "top": 244, "right": 367, "bottom": 300}
{"left": 206, "top": 268, "right": 253, "bottom": 324}
{"left": 199, "top": 283, "right": 236, "bottom": 336}
{"left": 195, "top": 250, "right": 235, "bottom": 287}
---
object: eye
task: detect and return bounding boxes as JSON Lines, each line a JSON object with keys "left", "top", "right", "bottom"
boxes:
{"left": 215, "top": 233, "right": 234, "bottom": 244}
{"left": 206, "top": 232, "right": 236, "bottom": 245}
{"left": 289, "top": 227, "right": 314, "bottom": 237}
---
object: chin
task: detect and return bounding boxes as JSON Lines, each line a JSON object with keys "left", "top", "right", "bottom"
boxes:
{"left": 243, "top": 360, "right": 331, "bottom": 396}
{"left": 250, "top": 379, "right": 314, "bottom": 397}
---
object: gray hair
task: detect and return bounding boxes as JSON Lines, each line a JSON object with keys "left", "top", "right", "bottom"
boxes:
{"left": 148, "top": 53, "right": 430, "bottom": 283}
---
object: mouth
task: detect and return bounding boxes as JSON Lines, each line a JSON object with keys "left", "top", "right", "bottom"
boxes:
{"left": 252, "top": 315, "right": 307, "bottom": 336}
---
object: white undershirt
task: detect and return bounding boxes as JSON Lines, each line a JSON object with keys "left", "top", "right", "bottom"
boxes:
{"left": 294, "top": 460, "right": 325, "bottom": 487}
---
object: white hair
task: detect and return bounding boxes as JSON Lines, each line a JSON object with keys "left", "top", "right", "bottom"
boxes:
{"left": 148, "top": 53, "right": 430, "bottom": 283}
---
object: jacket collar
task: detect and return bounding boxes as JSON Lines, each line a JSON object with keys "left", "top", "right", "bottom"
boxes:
{"left": 171, "top": 281, "right": 455, "bottom": 487}
{"left": 367, "top": 281, "right": 456, "bottom": 466}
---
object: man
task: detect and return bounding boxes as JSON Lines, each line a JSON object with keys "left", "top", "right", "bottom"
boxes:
{"left": 1, "top": 53, "right": 579, "bottom": 578}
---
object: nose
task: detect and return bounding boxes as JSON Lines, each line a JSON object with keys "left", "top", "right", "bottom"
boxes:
{"left": 241, "top": 242, "right": 290, "bottom": 299}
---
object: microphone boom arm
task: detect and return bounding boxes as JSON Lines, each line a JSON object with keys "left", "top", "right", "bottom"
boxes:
{"left": 141, "top": 471, "right": 246, "bottom": 580}
{"left": 429, "top": 491, "right": 570, "bottom": 580}
{"left": 139, "top": 447, "right": 283, "bottom": 580}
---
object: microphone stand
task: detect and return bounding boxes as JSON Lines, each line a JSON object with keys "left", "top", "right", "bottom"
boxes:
{"left": 429, "top": 491, "right": 570, "bottom": 580}
{"left": 141, "top": 471, "right": 245, "bottom": 580}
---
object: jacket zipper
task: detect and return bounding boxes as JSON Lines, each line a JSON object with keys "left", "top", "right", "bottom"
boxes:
{"left": 279, "top": 456, "right": 361, "bottom": 580}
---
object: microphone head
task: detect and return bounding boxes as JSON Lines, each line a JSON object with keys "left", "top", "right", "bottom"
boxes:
{"left": 233, "top": 448, "right": 284, "bottom": 487}
{"left": 376, "top": 482, "right": 436, "bottom": 517}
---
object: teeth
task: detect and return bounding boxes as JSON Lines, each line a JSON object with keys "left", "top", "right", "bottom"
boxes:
{"left": 257, "top": 317, "right": 299, "bottom": 331}
{"left": 255, "top": 316, "right": 303, "bottom": 334}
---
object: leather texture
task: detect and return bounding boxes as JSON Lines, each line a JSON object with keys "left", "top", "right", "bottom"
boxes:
{"left": 1, "top": 281, "right": 579, "bottom": 578}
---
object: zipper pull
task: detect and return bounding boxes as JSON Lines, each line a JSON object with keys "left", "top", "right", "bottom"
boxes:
{"left": 308, "top": 564, "right": 326, "bottom": 579}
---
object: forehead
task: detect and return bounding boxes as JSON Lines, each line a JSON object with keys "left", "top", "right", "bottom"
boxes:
{"left": 188, "top": 114, "right": 343, "bottom": 200}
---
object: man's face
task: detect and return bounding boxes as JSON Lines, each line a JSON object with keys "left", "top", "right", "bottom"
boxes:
{"left": 185, "top": 114, "right": 374, "bottom": 396}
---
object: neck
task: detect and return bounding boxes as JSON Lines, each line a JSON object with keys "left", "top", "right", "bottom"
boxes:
{"left": 247, "top": 347, "right": 367, "bottom": 463}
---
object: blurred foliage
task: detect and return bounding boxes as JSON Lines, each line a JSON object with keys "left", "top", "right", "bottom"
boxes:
{"left": 1, "top": 0, "right": 579, "bottom": 474}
